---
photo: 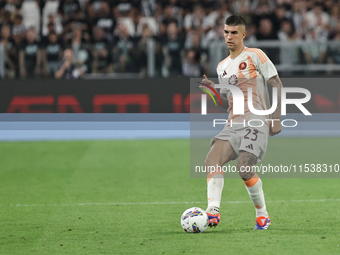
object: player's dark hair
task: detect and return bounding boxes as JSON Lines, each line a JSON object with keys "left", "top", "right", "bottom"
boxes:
{"left": 225, "top": 15, "right": 246, "bottom": 27}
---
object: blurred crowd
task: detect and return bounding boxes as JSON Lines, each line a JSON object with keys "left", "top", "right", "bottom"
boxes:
{"left": 0, "top": 0, "right": 340, "bottom": 79}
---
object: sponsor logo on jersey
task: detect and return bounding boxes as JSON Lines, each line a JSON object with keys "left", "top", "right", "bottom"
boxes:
{"left": 239, "top": 62, "right": 247, "bottom": 70}
{"left": 220, "top": 70, "right": 227, "bottom": 78}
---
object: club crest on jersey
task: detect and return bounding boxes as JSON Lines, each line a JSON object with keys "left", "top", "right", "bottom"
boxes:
{"left": 228, "top": 74, "right": 238, "bottom": 86}
{"left": 220, "top": 70, "right": 227, "bottom": 78}
{"left": 239, "top": 62, "right": 247, "bottom": 70}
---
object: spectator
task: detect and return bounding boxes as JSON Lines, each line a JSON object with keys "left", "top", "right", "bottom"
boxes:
{"left": 0, "top": 24, "right": 16, "bottom": 78}
{"left": 278, "top": 19, "right": 299, "bottom": 42}
{"left": 90, "top": 1, "right": 115, "bottom": 38}
{"left": 201, "top": 0, "right": 214, "bottom": 15}
{"left": 11, "top": 14, "right": 25, "bottom": 46}
{"left": 45, "top": 21, "right": 56, "bottom": 36}
{"left": 87, "top": 0, "right": 107, "bottom": 20}
{"left": 256, "top": 18, "right": 279, "bottom": 63}
{"left": 278, "top": 19, "right": 301, "bottom": 67}
{"left": 202, "top": 18, "right": 224, "bottom": 49}
{"left": 231, "top": 0, "right": 251, "bottom": 15}
{"left": 113, "top": 22, "right": 134, "bottom": 72}
{"left": 245, "top": 24, "right": 257, "bottom": 43}
{"left": 184, "top": 5, "right": 207, "bottom": 51}
{"left": 327, "top": 32, "right": 340, "bottom": 65}
{"left": 158, "top": 4, "right": 182, "bottom": 28}
{"left": 88, "top": 0, "right": 113, "bottom": 19}
{"left": 19, "top": 27, "right": 40, "bottom": 78}
{"left": 129, "top": 24, "right": 153, "bottom": 75}
{"left": 314, "top": 15, "right": 329, "bottom": 42}
{"left": 41, "top": 31, "right": 63, "bottom": 77}
{"left": 290, "top": 0, "right": 306, "bottom": 37}
{"left": 252, "top": 3, "right": 275, "bottom": 28}
{"left": 175, "top": 0, "right": 190, "bottom": 17}
{"left": 161, "top": 21, "right": 184, "bottom": 76}
{"left": 182, "top": 49, "right": 203, "bottom": 77}
{"left": 271, "top": 4, "right": 290, "bottom": 32}
{"left": 256, "top": 18, "right": 278, "bottom": 40}
{"left": 3, "top": 0, "right": 19, "bottom": 14}
{"left": 63, "top": 19, "right": 90, "bottom": 45}
{"left": 91, "top": 26, "right": 113, "bottom": 73}
{"left": 0, "top": 10, "right": 12, "bottom": 32}
{"left": 140, "top": 0, "right": 157, "bottom": 17}
{"left": 58, "top": 0, "right": 82, "bottom": 26}
{"left": 184, "top": 28, "right": 202, "bottom": 50}
{"left": 302, "top": 28, "right": 327, "bottom": 64}
{"left": 42, "top": 14, "right": 63, "bottom": 37}
{"left": 55, "top": 48, "right": 84, "bottom": 79}
{"left": 65, "top": 25, "right": 91, "bottom": 73}
{"left": 324, "top": 0, "right": 335, "bottom": 15}
{"left": 112, "top": 0, "right": 140, "bottom": 19}
{"left": 330, "top": 20, "right": 340, "bottom": 40}
{"left": 183, "top": 5, "right": 207, "bottom": 33}
{"left": 0, "top": 0, "right": 6, "bottom": 11}
{"left": 250, "top": 0, "right": 275, "bottom": 14}
{"left": 136, "top": 17, "right": 158, "bottom": 37}
{"left": 329, "top": 4, "right": 339, "bottom": 36}
{"left": 0, "top": 0, "right": 340, "bottom": 79}
{"left": 202, "top": 19, "right": 227, "bottom": 74}
{"left": 205, "top": 2, "right": 231, "bottom": 31}
{"left": 166, "top": 0, "right": 182, "bottom": 21}
{"left": 21, "top": 0, "right": 40, "bottom": 35}
{"left": 305, "top": 2, "right": 330, "bottom": 31}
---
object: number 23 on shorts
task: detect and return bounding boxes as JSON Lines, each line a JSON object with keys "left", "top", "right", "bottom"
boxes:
{"left": 244, "top": 128, "right": 258, "bottom": 141}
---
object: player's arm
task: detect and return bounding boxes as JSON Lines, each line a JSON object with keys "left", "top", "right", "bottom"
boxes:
{"left": 267, "top": 75, "right": 283, "bottom": 136}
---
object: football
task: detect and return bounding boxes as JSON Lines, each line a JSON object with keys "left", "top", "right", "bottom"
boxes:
{"left": 180, "top": 207, "right": 209, "bottom": 233}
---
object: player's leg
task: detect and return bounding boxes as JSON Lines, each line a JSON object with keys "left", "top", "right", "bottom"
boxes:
{"left": 205, "top": 139, "right": 237, "bottom": 226}
{"left": 237, "top": 150, "right": 270, "bottom": 230}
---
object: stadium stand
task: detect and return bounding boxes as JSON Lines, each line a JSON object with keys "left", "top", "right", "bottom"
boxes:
{"left": 1, "top": 0, "right": 340, "bottom": 79}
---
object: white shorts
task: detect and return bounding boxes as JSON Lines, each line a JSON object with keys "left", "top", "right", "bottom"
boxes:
{"left": 210, "top": 122, "right": 269, "bottom": 163}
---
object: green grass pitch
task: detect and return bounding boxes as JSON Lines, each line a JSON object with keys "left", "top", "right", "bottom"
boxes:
{"left": 0, "top": 138, "right": 340, "bottom": 254}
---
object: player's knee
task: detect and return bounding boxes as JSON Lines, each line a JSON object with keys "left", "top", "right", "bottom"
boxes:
{"left": 238, "top": 168, "right": 255, "bottom": 181}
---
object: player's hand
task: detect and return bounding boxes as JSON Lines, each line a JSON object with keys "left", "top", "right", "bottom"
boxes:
{"left": 269, "top": 120, "right": 282, "bottom": 136}
{"left": 200, "top": 75, "right": 215, "bottom": 94}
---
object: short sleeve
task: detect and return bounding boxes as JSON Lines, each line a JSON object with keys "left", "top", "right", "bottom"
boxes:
{"left": 254, "top": 49, "right": 278, "bottom": 81}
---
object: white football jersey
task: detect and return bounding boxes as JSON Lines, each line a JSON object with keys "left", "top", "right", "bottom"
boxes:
{"left": 217, "top": 46, "right": 278, "bottom": 123}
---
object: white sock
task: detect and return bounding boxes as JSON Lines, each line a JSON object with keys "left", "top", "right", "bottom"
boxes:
{"left": 245, "top": 178, "right": 268, "bottom": 218}
{"left": 206, "top": 175, "right": 223, "bottom": 214}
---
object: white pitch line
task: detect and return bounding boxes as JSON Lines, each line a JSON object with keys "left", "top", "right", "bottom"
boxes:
{"left": 3, "top": 198, "right": 340, "bottom": 207}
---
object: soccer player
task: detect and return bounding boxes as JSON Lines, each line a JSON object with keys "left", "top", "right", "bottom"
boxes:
{"left": 200, "top": 15, "right": 283, "bottom": 230}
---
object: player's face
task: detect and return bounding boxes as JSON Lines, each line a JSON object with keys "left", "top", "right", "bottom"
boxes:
{"left": 224, "top": 25, "right": 246, "bottom": 50}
